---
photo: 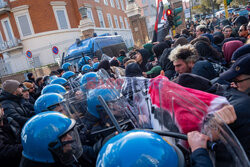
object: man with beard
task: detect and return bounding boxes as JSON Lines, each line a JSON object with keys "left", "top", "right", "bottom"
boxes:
{"left": 0, "top": 80, "right": 35, "bottom": 127}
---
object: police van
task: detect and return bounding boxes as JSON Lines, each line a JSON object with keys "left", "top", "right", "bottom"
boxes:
{"left": 62, "top": 34, "right": 128, "bottom": 68}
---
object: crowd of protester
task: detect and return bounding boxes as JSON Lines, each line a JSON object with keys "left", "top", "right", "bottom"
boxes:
{"left": 0, "top": 14, "right": 249, "bottom": 167}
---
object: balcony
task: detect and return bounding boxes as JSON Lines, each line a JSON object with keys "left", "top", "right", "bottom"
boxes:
{"left": 0, "top": 38, "right": 23, "bottom": 53}
{"left": 0, "top": 1, "right": 10, "bottom": 15}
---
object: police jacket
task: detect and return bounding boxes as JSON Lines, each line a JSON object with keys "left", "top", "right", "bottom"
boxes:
{"left": 224, "top": 88, "right": 250, "bottom": 160}
{"left": 0, "top": 91, "right": 35, "bottom": 127}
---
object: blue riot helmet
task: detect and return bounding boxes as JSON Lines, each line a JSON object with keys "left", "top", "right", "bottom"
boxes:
{"left": 78, "top": 56, "right": 91, "bottom": 68}
{"left": 44, "top": 75, "right": 58, "bottom": 85}
{"left": 62, "top": 62, "right": 72, "bottom": 72}
{"left": 87, "top": 86, "right": 120, "bottom": 119}
{"left": 50, "top": 77, "right": 68, "bottom": 87}
{"left": 80, "top": 72, "right": 99, "bottom": 92}
{"left": 21, "top": 111, "right": 83, "bottom": 165}
{"left": 41, "top": 84, "right": 67, "bottom": 95}
{"left": 92, "top": 62, "right": 99, "bottom": 71}
{"left": 62, "top": 71, "right": 75, "bottom": 80}
{"left": 80, "top": 72, "right": 98, "bottom": 86}
{"left": 96, "top": 130, "right": 179, "bottom": 167}
{"left": 34, "top": 93, "right": 64, "bottom": 114}
{"left": 81, "top": 64, "right": 92, "bottom": 74}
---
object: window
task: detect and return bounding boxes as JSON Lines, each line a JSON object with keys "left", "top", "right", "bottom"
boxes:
{"left": 104, "top": 0, "right": 108, "bottom": 5}
{"left": 110, "top": 0, "right": 115, "bottom": 7}
{"left": 124, "top": 17, "right": 129, "bottom": 29}
{"left": 87, "top": 8, "right": 94, "bottom": 24}
{"left": 12, "top": 5, "right": 34, "bottom": 38}
{"left": 52, "top": 6, "right": 71, "bottom": 30}
{"left": 107, "top": 13, "right": 113, "bottom": 28}
{"left": 0, "top": 33, "right": 3, "bottom": 44}
{"left": 113, "top": 15, "right": 119, "bottom": 28}
{"left": 119, "top": 16, "right": 125, "bottom": 29}
{"left": 56, "top": 10, "right": 68, "bottom": 29}
{"left": 120, "top": 0, "right": 124, "bottom": 10}
{"left": 97, "top": 10, "right": 105, "bottom": 28}
{"left": 1, "top": 18, "right": 14, "bottom": 41}
{"left": 115, "top": 0, "right": 120, "bottom": 9}
{"left": 16, "top": 15, "right": 32, "bottom": 37}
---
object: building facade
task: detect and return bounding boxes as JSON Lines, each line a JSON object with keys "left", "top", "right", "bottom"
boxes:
{"left": 135, "top": 0, "right": 156, "bottom": 40}
{"left": 0, "top": 0, "right": 134, "bottom": 76}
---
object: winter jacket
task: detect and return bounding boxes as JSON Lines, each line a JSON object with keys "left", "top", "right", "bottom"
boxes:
{"left": 0, "top": 91, "right": 35, "bottom": 127}
{"left": 20, "top": 98, "right": 34, "bottom": 112}
{"left": 190, "top": 148, "right": 213, "bottom": 167}
{"left": 0, "top": 117, "right": 22, "bottom": 167}
{"left": 223, "top": 88, "right": 250, "bottom": 159}
{"left": 192, "top": 60, "right": 217, "bottom": 80}
{"left": 137, "top": 49, "right": 151, "bottom": 72}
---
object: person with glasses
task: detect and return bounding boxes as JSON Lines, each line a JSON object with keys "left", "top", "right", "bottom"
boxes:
{"left": 220, "top": 55, "right": 250, "bottom": 94}
{"left": 238, "top": 24, "right": 248, "bottom": 38}
{"left": 219, "top": 55, "right": 250, "bottom": 159}
{"left": 22, "top": 82, "right": 36, "bottom": 104}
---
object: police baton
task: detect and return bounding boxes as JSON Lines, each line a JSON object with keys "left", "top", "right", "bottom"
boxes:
{"left": 143, "top": 129, "right": 217, "bottom": 151}
{"left": 98, "top": 95, "right": 123, "bottom": 134}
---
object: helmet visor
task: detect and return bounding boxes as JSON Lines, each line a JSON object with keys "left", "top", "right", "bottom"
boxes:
{"left": 49, "top": 126, "right": 83, "bottom": 165}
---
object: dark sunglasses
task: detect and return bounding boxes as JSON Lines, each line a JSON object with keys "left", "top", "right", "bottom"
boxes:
{"left": 233, "top": 77, "right": 250, "bottom": 84}
{"left": 238, "top": 29, "right": 245, "bottom": 32}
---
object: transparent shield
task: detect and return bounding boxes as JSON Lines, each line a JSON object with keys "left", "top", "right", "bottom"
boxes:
{"left": 119, "top": 77, "right": 152, "bottom": 129}
{"left": 100, "top": 54, "right": 112, "bottom": 62}
{"left": 60, "top": 86, "right": 88, "bottom": 123}
{"left": 149, "top": 77, "right": 249, "bottom": 167}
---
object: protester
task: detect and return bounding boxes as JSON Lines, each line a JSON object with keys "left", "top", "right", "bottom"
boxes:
{"left": 26, "top": 72, "right": 35, "bottom": 84}
{"left": 169, "top": 44, "right": 217, "bottom": 80}
{"left": 133, "top": 49, "right": 150, "bottom": 72}
{"left": 222, "top": 40, "right": 244, "bottom": 64}
{"left": 22, "top": 82, "right": 36, "bottom": 103}
{"left": 223, "top": 25, "right": 233, "bottom": 38}
{"left": 125, "top": 63, "right": 143, "bottom": 77}
{"left": 21, "top": 85, "right": 34, "bottom": 111}
{"left": 0, "top": 80, "right": 35, "bottom": 127}
{"left": 238, "top": 24, "right": 248, "bottom": 38}
{"left": 0, "top": 104, "right": 22, "bottom": 167}
{"left": 196, "top": 25, "right": 207, "bottom": 37}
{"left": 220, "top": 55, "right": 250, "bottom": 158}
{"left": 117, "top": 49, "right": 126, "bottom": 65}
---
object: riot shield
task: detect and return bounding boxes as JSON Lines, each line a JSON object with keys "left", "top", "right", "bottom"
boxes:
{"left": 119, "top": 76, "right": 152, "bottom": 129}
{"left": 61, "top": 85, "right": 88, "bottom": 123}
{"left": 149, "top": 76, "right": 249, "bottom": 167}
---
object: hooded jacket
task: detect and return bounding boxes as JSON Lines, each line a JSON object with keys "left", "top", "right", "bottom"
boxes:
{"left": 0, "top": 91, "right": 35, "bottom": 127}
{"left": 137, "top": 49, "right": 150, "bottom": 72}
{"left": 125, "top": 63, "right": 143, "bottom": 77}
{"left": 222, "top": 40, "right": 244, "bottom": 64}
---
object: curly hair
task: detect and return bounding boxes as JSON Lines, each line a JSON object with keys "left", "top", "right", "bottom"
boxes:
{"left": 169, "top": 44, "right": 199, "bottom": 63}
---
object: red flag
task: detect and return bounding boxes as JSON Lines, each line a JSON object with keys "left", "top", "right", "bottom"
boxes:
{"left": 149, "top": 76, "right": 229, "bottom": 134}
{"left": 152, "top": 0, "right": 164, "bottom": 42}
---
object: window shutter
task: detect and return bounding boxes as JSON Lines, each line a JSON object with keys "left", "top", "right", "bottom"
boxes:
{"left": 56, "top": 10, "right": 68, "bottom": 29}
{"left": 17, "top": 15, "right": 32, "bottom": 36}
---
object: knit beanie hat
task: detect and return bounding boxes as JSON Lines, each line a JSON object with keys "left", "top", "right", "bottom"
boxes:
{"left": 2, "top": 80, "right": 21, "bottom": 94}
